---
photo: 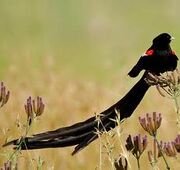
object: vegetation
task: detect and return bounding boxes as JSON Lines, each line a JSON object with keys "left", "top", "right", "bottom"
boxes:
{"left": 0, "top": 1, "right": 180, "bottom": 169}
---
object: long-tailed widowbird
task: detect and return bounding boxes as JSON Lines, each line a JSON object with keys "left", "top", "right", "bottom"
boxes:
{"left": 4, "top": 33, "right": 178, "bottom": 155}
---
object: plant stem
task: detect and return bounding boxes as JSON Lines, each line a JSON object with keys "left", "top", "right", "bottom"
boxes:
{"left": 8, "top": 119, "right": 33, "bottom": 161}
{"left": 136, "top": 157, "right": 140, "bottom": 170}
{"left": 154, "top": 137, "right": 170, "bottom": 170}
{"left": 173, "top": 95, "right": 180, "bottom": 133}
{"left": 153, "top": 138, "right": 157, "bottom": 163}
{"left": 99, "top": 134, "right": 102, "bottom": 170}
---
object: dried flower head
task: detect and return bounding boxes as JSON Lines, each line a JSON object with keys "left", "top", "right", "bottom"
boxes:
{"left": 0, "top": 82, "right": 10, "bottom": 108}
{"left": 125, "top": 134, "right": 147, "bottom": 159}
{"left": 147, "top": 150, "right": 153, "bottom": 163}
{"left": 145, "top": 70, "right": 180, "bottom": 98}
{"left": 32, "top": 96, "right": 45, "bottom": 116}
{"left": 158, "top": 141, "right": 177, "bottom": 157}
{"left": 139, "top": 112, "right": 162, "bottom": 136}
{"left": 0, "top": 161, "right": 17, "bottom": 170}
{"left": 25, "top": 96, "right": 45, "bottom": 125}
{"left": 114, "top": 155, "right": 128, "bottom": 170}
{"left": 25, "top": 96, "right": 33, "bottom": 122}
{"left": 174, "top": 134, "right": 180, "bottom": 153}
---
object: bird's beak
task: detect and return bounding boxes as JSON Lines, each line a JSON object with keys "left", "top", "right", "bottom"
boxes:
{"left": 171, "top": 36, "right": 175, "bottom": 40}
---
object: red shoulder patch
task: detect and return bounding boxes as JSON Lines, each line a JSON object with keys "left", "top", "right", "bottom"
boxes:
{"left": 172, "top": 50, "right": 176, "bottom": 55}
{"left": 145, "top": 49, "right": 154, "bottom": 56}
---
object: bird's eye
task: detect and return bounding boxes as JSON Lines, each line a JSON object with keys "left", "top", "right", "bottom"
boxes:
{"left": 167, "top": 35, "right": 171, "bottom": 39}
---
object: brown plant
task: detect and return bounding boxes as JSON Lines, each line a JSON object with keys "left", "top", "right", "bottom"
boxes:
{"left": 139, "top": 112, "right": 162, "bottom": 136}
{"left": 24, "top": 96, "right": 45, "bottom": 125}
{"left": 174, "top": 134, "right": 180, "bottom": 153}
{"left": 0, "top": 82, "right": 10, "bottom": 108}
{"left": 125, "top": 134, "right": 147, "bottom": 169}
{"left": 114, "top": 155, "right": 128, "bottom": 170}
{"left": 158, "top": 141, "right": 177, "bottom": 158}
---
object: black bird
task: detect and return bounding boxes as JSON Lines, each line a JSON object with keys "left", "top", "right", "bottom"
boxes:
{"left": 128, "top": 33, "right": 177, "bottom": 77}
{"left": 4, "top": 33, "right": 178, "bottom": 155}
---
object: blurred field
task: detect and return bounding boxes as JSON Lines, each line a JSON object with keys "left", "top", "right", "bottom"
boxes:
{"left": 0, "top": 0, "right": 180, "bottom": 169}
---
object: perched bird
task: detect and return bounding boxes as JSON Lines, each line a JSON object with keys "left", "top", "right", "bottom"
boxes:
{"left": 4, "top": 33, "right": 178, "bottom": 155}
{"left": 128, "top": 33, "right": 177, "bottom": 77}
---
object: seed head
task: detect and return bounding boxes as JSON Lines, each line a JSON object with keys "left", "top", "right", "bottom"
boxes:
{"left": 114, "top": 155, "right": 128, "bottom": 170}
{"left": 139, "top": 112, "right": 162, "bottom": 136}
{"left": 0, "top": 82, "right": 10, "bottom": 108}
{"left": 24, "top": 96, "right": 33, "bottom": 122}
{"left": 174, "top": 134, "right": 180, "bottom": 153}
{"left": 145, "top": 70, "right": 180, "bottom": 97}
{"left": 158, "top": 141, "right": 177, "bottom": 157}
{"left": 125, "top": 134, "right": 147, "bottom": 159}
{"left": 32, "top": 96, "right": 45, "bottom": 116}
{"left": 24, "top": 96, "right": 45, "bottom": 125}
{"left": 0, "top": 161, "right": 17, "bottom": 170}
{"left": 147, "top": 150, "right": 153, "bottom": 163}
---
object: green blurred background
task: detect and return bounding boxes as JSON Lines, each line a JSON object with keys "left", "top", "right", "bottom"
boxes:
{"left": 1, "top": 1, "right": 180, "bottom": 169}
{"left": 0, "top": 0, "right": 180, "bottom": 83}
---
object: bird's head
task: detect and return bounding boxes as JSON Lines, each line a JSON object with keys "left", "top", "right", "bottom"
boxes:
{"left": 152, "top": 33, "right": 174, "bottom": 49}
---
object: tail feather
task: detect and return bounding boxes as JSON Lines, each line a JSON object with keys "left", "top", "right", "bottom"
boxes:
{"left": 31, "top": 109, "right": 114, "bottom": 141}
{"left": 20, "top": 131, "right": 94, "bottom": 150}
{"left": 22, "top": 112, "right": 116, "bottom": 149}
{"left": 3, "top": 72, "right": 150, "bottom": 154}
{"left": 128, "top": 57, "right": 144, "bottom": 77}
{"left": 72, "top": 121, "right": 116, "bottom": 155}
{"left": 72, "top": 134, "right": 98, "bottom": 155}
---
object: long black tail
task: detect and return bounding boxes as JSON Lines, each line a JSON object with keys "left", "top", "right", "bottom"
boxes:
{"left": 128, "top": 56, "right": 145, "bottom": 77}
{"left": 3, "top": 72, "right": 150, "bottom": 155}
